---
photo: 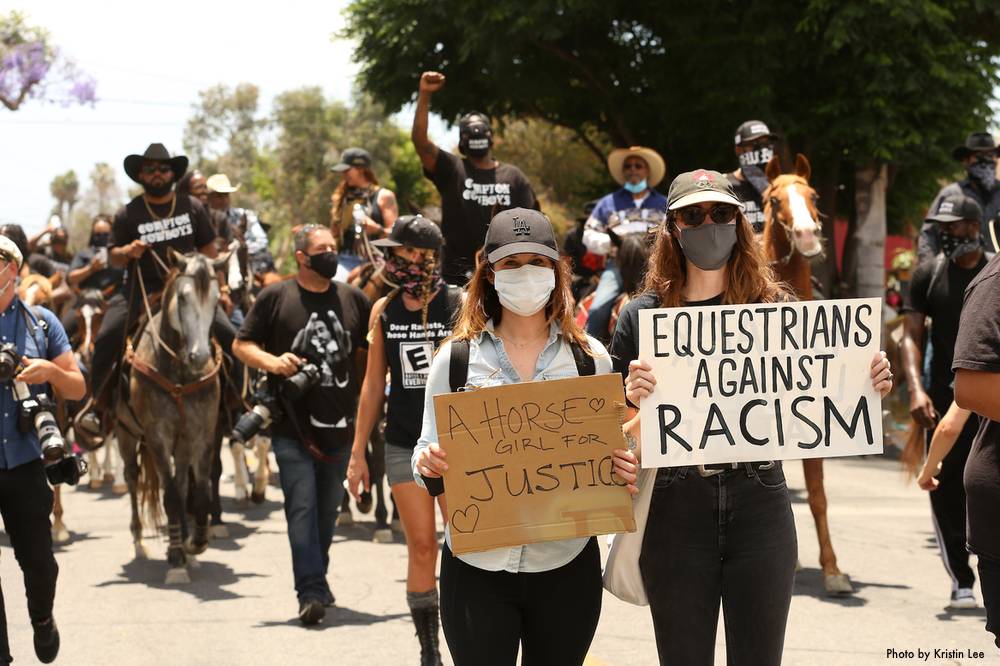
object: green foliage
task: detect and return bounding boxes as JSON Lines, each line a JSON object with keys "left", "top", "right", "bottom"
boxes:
{"left": 344, "top": 0, "right": 1000, "bottom": 239}
{"left": 49, "top": 169, "right": 78, "bottom": 220}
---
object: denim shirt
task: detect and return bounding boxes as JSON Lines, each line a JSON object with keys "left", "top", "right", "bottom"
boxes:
{"left": 413, "top": 320, "right": 613, "bottom": 573}
{"left": 0, "top": 299, "right": 72, "bottom": 470}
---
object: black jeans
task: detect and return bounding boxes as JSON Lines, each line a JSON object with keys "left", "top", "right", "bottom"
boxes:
{"left": 90, "top": 293, "right": 237, "bottom": 403}
{"left": 440, "top": 538, "right": 602, "bottom": 666}
{"left": 0, "top": 460, "right": 59, "bottom": 662}
{"left": 927, "top": 392, "right": 977, "bottom": 590}
{"left": 979, "top": 554, "right": 1000, "bottom": 650}
{"left": 639, "top": 462, "right": 797, "bottom": 666}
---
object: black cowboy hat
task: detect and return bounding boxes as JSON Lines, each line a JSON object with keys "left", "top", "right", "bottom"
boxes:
{"left": 952, "top": 132, "right": 997, "bottom": 161}
{"left": 123, "top": 143, "right": 189, "bottom": 183}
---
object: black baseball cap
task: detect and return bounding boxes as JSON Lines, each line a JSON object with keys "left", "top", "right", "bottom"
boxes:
{"left": 734, "top": 120, "right": 778, "bottom": 145}
{"left": 372, "top": 215, "right": 443, "bottom": 251}
{"left": 484, "top": 208, "right": 560, "bottom": 263}
{"left": 330, "top": 147, "right": 372, "bottom": 172}
{"left": 926, "top": 193, "right": 983, "bottom": 223}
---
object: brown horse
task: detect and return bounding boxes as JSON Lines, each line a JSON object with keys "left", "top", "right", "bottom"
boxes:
{"left": 762, "top": 154, "right": 853, "bottom": 596}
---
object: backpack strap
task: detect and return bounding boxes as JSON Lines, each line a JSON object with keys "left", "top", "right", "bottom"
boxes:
{"left": 448, "top": 339, "right": 470, "bottom": 393}
{"left": 569, "top": 339, "right": 596, "bottom": 377}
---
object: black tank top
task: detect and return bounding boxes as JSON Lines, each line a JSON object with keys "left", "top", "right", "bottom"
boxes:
{"left": 381, "top": 286, "right": 460, "bottom": 448}
{"left": 340, "top": 187, "right": 384, "bottom": 254}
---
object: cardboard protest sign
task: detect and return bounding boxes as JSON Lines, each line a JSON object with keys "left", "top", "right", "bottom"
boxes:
{"left": 638, "top": 298, "right": 883, "bottom": 468}
{"left": 433, "top": 373, "right": 636, "bottom": 554}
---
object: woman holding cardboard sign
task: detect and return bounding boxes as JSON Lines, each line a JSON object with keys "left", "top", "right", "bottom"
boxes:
{"left": 611, "top": 169, "right": 893, "bottom": 666}
{"left": 413, "top": 208, "right": 639, "bottom": 666}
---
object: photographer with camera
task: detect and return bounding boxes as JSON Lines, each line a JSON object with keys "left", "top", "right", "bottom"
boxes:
{"left": 0, "top": 234, "right": 86, "bottom": 664}
{"left": 233, "top": 224, "right": 371, "bottom": 626}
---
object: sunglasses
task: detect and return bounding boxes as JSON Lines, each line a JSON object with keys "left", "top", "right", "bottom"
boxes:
{"left": 140, "top": 164, "right": 174, "bottom": 175}
{"left": 623, "top": 161, "right": 647, "bottom": 171}
{"left": 672, "top": 204, "right": 738, "bottom": 227}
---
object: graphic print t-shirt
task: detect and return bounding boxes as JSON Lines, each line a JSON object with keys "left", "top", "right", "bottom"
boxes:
{"left": 112, "top": 194, "right": 216, "bottom": 294}
{"left": 428, "top": 151, "right": 539, "bottom": 283}
{"left": 381, "top": 287, "right": 459, "bottom": 448}
{"left": 238, "top": 279, "right": 371, "bottom": 449}
{"left": 727, "top": 175, "right": 766, "bottom": 233}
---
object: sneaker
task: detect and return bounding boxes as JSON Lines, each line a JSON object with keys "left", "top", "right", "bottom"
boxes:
{"left": 32, "top": 616, "right": 60, "bottom": 663}
{"left": 949, "top": 588, "right": 978, "bottom": 609}
{"left": 298, "top": 597, "right": 325, "bottom": 626}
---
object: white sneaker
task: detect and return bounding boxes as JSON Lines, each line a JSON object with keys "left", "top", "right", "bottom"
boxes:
{"left": 949, "top": 587, "right": 978, "bottom": 609}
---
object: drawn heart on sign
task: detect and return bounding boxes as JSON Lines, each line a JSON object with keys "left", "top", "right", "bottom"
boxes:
{"left": 451, "top": 504, "right": 480, "bottom": 534}
{"left": 588, "top": 398, "right": 605, "bottom": 413}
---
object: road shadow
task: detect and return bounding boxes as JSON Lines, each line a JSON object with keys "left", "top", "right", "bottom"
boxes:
{"left": 204, "top": 521, "right": 260, "bottom": 552}
{"left": 51, "top": 530, "right": 110, "bottom": 551}
{"left": 95, "top": 556, "right": 266, "bottom": 602}
{"left": 333, "top": 522, "right": 408, "bottom": 545}
{"left": 793, "top": 566, "right": 911, "bottom": 606}
{"left": 254, "top": 606, "right": 409, "bottom": 630}
{"left": 73, "top": 482, "right": 131, "bottom": 502}
{"left": 934, "top": 607, "right": 987, "bottom": 622}
{"left": 224, "top": 495, "right": 283, "bottom": 523}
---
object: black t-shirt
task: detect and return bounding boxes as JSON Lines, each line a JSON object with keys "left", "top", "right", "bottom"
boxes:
{"left": 903, "top": 253, "right": 988, "bottom": 405}
{"left": 26, "top": 253, "right": 61, "bottom": 278}
{"left": 427, "top": 151, "right": 539, "bottom": 283}
{"left": 112, "top": 194, "right": 216, "bottom": 295}
{"left": 727, "top": 174, "right": 766, "bottom": 234}
{"left": 69, "top": 247, "right": 123, "bottom": 291}
{"left": 609, "top": 291, "right": 725, "bottom": 379}
{"left": 381, "top": 286, "right": 460, "bottom": 448}
{"left": 952, "top": 251, "right": 1000, "bottom": 560}
{"left": 238, "top": 279, "right": 371, "bottom": 449}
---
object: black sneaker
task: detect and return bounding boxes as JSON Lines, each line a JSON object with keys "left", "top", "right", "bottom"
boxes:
{"left": 298, "top": 598, "right": 325, "bottom": 626}
{"left": 32, "top": 616, "right": 60, "bottom": 663}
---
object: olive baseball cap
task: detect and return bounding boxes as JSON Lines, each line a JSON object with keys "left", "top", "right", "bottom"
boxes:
{"left": 372, "top": 215, "right": 443, "bottom": 251}
{"left": 484, "top": 208, "right": 560, "bottom": 263}
{"left": 926, "top": 193, "right": 983, "bottom": 223}
{"left": 330, "top": 147, "right": 372, "bottom": 172}
{"left": 667, "top": 169, "right": 746, "bottom": 211}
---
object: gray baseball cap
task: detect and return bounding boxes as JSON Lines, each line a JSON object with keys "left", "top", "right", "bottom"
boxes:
{"left": 484, "top": 208, "right": 560, "bottom": 263}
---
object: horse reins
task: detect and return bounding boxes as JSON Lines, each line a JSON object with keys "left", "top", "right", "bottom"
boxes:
{"left": 126, "top": 337, "right": 224, "bottom": 424}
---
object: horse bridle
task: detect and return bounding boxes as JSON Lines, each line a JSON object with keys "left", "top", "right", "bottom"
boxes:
{"left": 766, "top": 186, "right": 826, "bottom": 267}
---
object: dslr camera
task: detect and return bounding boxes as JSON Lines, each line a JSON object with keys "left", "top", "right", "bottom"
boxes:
{"left": 0, "top": 343, "right": 87, "bottom": 485}
{"left": 230, "top": 361, "right": 322, "bottom": 444}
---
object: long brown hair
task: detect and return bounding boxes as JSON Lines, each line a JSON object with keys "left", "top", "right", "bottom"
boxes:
{"left": 329, "top": 167, "right": 380, "bottom": 229}
{"left": 643, "top": 211, "right": 790, "bottom": 306}
{"left": 449, "top": 251, "right": 592, "bottom": 353}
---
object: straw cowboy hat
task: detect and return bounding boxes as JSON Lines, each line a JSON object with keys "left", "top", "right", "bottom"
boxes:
{"left": 206, "top": 173, "right": 241, "bottom": 193}
{"left": 123, "top": 143, "right": 188, "bottom": 183}
{"left": 607, "top": 146, "right": 666, "bottom": 187}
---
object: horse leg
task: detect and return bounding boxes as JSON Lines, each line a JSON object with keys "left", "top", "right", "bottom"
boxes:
{"left": 160, "top": 454, "right": 190, "bottom": 584}
{"left": 108, "top": 435, "right": 127, "bottom": 494}
{"left": 118, "top": 432, "right": 146, "bottom": 559}
{"left": 87, "top": 450, "right": 103, "bottom": 490}
{"left": 208, "top": 427, "right": 227, "bottom": 538}
{"left": 802, "top": 458, "right": 852, "bottom": 595}
{"left": 370, "top": 421, "right": 391, "bottom": 543}
{"left": 185, "top": 445, "right": 212, "bottom": 556}
{"left": 250, "top": 435, "right": 270, "bottom": 504}
{"left": 231, "top": 438, "right": 250, "bottom": 507}
{"left": 50, "top": 485, "right": 70, "bottom": 544}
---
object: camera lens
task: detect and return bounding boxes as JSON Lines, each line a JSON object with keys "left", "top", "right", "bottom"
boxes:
{"left": 230, "top": 404, "right": 271, "bottom": 444}
{"left": 0, "top": 346, "right": 19, "bottom": 383}
{"left": 283, "top": 363, "right": 320, "bottom": 401}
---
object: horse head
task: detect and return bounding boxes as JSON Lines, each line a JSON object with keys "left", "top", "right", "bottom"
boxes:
{"left": 18, "top": 274, "right": 53, "bottom": 307}
{"left": 164, "top": 247, "right": 233, "bottom": 369}
{"left": 75, "top": 288, "right": 108, "bottom": 365}
{"left": 763, "top": 153, "right": 824, "bottom": 261}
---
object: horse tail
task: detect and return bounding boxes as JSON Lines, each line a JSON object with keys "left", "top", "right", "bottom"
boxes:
{"left": 137, "top": 443, "right": 163, "bottom": 528}
{"left": 900, "top": 422, "right": 925, "bottom": 479}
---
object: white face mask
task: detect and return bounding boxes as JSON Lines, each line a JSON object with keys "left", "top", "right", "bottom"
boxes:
{"left": 493, "top": 264, "right": 556, "bottom": 317}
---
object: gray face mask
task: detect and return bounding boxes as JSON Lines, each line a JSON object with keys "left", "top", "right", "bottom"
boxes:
{"left": 678, "top": 223, "right": 738, "bottom": 271}
{"left": 968, "top": 160, "right": 997, "bottom": 191}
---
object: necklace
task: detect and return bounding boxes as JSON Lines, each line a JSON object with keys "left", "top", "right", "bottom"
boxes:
{"left": 496, "top": 327, "right": 548, "bottom": 350}
{"left": 143, "top": 193, "right": 176, "bottom": 220}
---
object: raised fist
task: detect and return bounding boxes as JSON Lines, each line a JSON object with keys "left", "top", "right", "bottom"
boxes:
{"left": 419, "top": 71, "right": 446, "bottom": 94}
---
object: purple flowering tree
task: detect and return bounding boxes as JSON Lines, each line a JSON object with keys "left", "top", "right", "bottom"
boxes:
{"left": 0, "top": 11, "right": 95, "bottom": 111}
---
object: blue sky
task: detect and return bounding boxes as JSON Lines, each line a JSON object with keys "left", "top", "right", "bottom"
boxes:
{"left": 1, "top": 1, "right": 456, "bottom": 234}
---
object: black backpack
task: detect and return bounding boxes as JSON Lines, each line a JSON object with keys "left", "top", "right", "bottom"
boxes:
{"left": 423, "top": 335, "right": 596, "bottom": 496}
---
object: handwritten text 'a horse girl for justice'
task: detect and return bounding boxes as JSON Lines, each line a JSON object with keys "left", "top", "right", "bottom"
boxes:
{"left": 637, "top": 298, "right": 883, "bottom": 468}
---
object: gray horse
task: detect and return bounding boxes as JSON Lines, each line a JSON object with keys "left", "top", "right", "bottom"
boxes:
{"left": 115, "top": 247, "right": 232, "bottom": 584}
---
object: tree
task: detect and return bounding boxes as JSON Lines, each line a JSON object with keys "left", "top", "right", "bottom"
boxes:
{"left": 344, "top": 0, "right": 1000, "bottom": 296}
{"left": 49, "top": 170, "right": 78, "bottom": 222}
{"left": 0, "top": 11, "right": 95, "bottom": 110}
{"left": 182, "top": 83, "right": 262, "bottom": 198}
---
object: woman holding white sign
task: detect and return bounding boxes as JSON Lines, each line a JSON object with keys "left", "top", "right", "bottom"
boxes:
{"left": 611, "top": 169, "right": 893, "bottom": 666}
{"left": 413, "top": 208, "right": 639, "bottom": 666}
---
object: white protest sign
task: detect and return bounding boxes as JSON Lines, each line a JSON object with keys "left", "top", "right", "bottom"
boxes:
{"left": 638, "top": 298, "right": 883, "bottom": 468}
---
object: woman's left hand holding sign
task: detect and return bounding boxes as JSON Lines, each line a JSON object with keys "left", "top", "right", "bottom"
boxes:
{"left": 625, "top": 359, "right": 656, "bottom": 406}
{"left": 415, "top": 443, "right": 448, "bottom": 478}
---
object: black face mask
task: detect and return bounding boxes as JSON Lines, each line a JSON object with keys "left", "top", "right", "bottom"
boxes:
{"left": 91, "top": 233, "right": 110, "bottom": 248}
{"left": 141, "top": 180, "right": 173, "bottom": 198}
{"left": 459, "top": 114, "right": 493, "bottom": 158}
{"left": 939, "top": 229, "right": 982, "bottom": 262}
{"left": 306, "top": 251, "right": 339, "bottom": 279}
